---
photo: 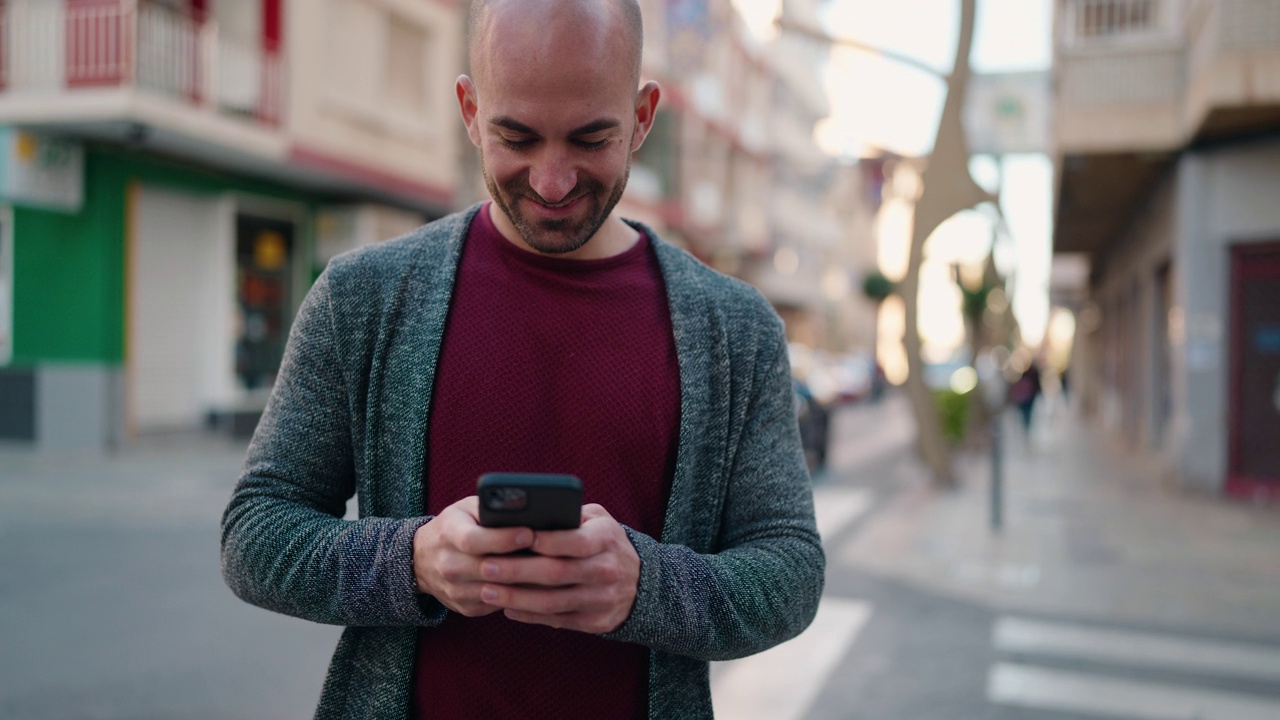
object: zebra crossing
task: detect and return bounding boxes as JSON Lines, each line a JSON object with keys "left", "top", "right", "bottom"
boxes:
{"left": 708, "top": 485, "right": 876, "bottom": 720}
{"left": 987, "top": 616, "right": 1280, "bottom": 719}
{"left": 708, "top": 478, "right": 1280, "bottom": 720}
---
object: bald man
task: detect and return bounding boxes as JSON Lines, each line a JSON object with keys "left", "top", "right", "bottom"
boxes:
{"left": 221, "top": 1, "right": 824, "bottom": 718}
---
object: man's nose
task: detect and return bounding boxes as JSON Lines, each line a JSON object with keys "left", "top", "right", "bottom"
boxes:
{"left": 528, "top": 150, "right": 578, "bottom": 204}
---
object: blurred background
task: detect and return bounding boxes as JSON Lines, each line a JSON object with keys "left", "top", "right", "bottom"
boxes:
{"left": 1, "top": 0, "right": 1279, "bottom": 718}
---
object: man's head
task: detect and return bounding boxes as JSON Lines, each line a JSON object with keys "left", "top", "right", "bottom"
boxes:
{"left": 467, "top": 0, "right": 644, "bottom": 93}
{"left": 457, "top": 0, "right": 660, "bottom": 258}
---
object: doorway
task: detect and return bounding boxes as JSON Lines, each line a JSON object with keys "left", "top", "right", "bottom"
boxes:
{"left": 234, "top": 213, "right": 295, "bottom": 392}
{"left": 1227, "top": 242, "right": 1280, "bottom": 497}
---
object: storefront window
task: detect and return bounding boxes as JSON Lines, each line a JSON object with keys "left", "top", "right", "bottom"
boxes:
{"left": 235, "top": 214, "right": 294, "bottom": 390}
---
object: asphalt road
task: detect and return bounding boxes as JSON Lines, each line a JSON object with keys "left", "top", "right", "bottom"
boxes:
{"left": 3, "top": 399, "right": 1279, "bottom": 719}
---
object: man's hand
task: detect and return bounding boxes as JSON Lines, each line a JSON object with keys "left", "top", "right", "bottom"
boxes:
{"left": 475, "top": 503, "right": 640, "bottom": 634}
{"left": 412, "top": 497, "right": 534, "bottom": 617}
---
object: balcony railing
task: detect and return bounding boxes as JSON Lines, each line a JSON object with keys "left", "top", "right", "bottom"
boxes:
{"left": 1059, "top": 0, "right": 1187, "bottom": 48}
{"left": 0, "top": 0, "right": 283, "bottom": 125}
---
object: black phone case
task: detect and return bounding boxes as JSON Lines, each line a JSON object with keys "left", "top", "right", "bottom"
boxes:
{"left": 476, "top": 473, "right": 583, "bottom": 530}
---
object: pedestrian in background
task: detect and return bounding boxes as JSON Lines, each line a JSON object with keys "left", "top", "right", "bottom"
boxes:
{"left": 219, "top": 1, "right": 825, "bottom": 718}
{"left": 1011, "top": 359, "right": 1044, "bottom": 437}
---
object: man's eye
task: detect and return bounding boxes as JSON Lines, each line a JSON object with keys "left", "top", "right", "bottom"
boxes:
{"left": 575, "top": 138, "right": 610, "bottom": 151}
{"left": 500, "top": 137, "right": 535, "bottom": 149}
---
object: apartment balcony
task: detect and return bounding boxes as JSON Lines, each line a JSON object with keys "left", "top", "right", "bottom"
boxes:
{"left": 1184, "top": 0, "right": 1280, "bottom": 142}
{"left": 1056, "top": 0, "right": 1187, "bottom": 154}
{"left": 1054, "top": 0, "right": 1280, "bottom": 255}
{"left": 0, "top": 0, "right": 287, "bottom": 171}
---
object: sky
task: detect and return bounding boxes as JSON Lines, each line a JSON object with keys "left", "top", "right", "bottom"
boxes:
{"left": 734, "top": 0, "right": 1056, "bottom": 351}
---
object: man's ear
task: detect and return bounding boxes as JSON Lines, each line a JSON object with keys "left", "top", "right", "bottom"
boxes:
{"left": 630, "top": 81, "right": 662, "bottom": 153}
{"left": 456, "top": 75, "right": 481, "bottom": 147}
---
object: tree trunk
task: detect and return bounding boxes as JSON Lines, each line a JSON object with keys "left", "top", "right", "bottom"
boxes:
{"left": 900, "top": 0, "right": 991, "bottom": 487}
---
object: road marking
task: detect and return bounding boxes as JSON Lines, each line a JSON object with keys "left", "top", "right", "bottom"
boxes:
{"left": 993, "top": 616, "right": 1280, "bottom": 682}
{"left": 712, "top": 598, "right": 872, "bottom": 720}
{"left": 987, "top": 662, "right": 1280, "bottom": 720}
{"left": 811, "top": 487, "right": 873, "bottom": 543}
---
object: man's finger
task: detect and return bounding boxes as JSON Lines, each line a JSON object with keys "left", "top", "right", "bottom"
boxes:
{"left": 481, "top": 583, "right": 614, "bottom": 616}
{"left": 441, "top": 497, "right": 535, "bottom": 555}
{"left": 529, "top": 512, "right": 619, "bottom": 557}
{"left": 502, "top": 609, "right": 622, "bottom": 635}
{"left": 455, "top": 523, "right": 535, "bottom": 555}
{"left": 479, "top": 554, "right": 621, "bottom": 586}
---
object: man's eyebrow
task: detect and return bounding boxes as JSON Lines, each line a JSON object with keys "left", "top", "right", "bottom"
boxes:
{"left": 569, "top": 119, "right": 621, "bottom": 136}
{"left": 490, "top": 117, "right": 537, "bottom": 134}
{"left": 488, "top": 117, "right": 621, "bottom": 137}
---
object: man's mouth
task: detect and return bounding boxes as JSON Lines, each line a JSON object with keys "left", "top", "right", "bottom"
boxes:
{"left": 530, "top": 194, "right": 581, "bottom": 209}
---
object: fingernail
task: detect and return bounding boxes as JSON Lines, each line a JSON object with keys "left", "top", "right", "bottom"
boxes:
{"left": 481, "top": 586, "right": 497, "bottom": 602}
{"left": 481, "top": 561, "right": 499, "bottom": 579}
{"left": 515, "top": 531, "right": 532, "bottom": 546}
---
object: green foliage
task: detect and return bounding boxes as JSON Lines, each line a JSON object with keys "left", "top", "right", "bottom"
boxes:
{"left": 933, "top": 388, "right": 970, "bottom": 445}
{"left": 960, "top": 284, "right": 991, "bottom": 321}
{"left": 861, "top": 270, "right": 895, "bottom": 303}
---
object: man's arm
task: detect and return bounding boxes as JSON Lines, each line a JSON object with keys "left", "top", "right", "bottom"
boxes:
{"left": 600, "top": 314, "right": 824, "bottom": 660}
{"left": 220, "top": 269, "right": 440, "bottom": 627}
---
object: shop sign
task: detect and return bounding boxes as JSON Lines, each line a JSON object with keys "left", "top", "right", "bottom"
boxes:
{"left": 0, "top": 128, "right": 84, "bottom": 213}
{"left": 965, "top": 71, "right": 1050, "bottom": 155}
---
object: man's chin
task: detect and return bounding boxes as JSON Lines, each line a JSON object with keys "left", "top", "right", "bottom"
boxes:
{"left": 517, "top": 225, "right": 591, "bottom": 255}
{"left": 509, "top": 208, "right": 601, "bottom": 255}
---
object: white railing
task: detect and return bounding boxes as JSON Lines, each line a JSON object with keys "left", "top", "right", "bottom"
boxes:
{"left": 1060, "top": 0, "right": 1187, "bottom": 48}
{"left": 136, "top": 2, "right": 197, "bottom": 99}
{"left": 0, "top": 0, "right": 283, "bottom": 125}
{"left": 4, "top": 0, "right": 74, "bottom": 91}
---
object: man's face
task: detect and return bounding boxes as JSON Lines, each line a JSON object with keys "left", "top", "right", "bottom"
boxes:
{"left": 459, "top": 8, "right": 651, "bottom": 255}
{"left": 478, "top": 121, "right": 633, "bottom": 256}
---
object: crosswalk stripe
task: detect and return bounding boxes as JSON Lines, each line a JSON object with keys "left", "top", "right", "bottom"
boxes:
{"left": 993, "top": 616, "right": 1280, "bottom": 682}
{"left": 987, "top": 662, "right": 1280, "bottom": 720}
{"left": 711, "top": 598, "right": 872, "bottom": 720}
{"left": 811, "top": 487, "right": 873, "bottom": 542}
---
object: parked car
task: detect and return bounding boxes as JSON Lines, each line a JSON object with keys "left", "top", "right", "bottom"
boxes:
{"left": 793, "top": 378, "right": 830, "bottom": 474}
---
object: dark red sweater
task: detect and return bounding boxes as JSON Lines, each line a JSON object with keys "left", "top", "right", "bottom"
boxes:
{"left": 412, "top": 205, "right": 680, "bottom": 719}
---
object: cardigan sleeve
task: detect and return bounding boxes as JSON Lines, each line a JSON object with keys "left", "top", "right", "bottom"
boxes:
{"left": 220, "top": 268, "right": 447, "bottom": 628}
{"left": 602, "top": 313, "right": 825, "bottom": 660}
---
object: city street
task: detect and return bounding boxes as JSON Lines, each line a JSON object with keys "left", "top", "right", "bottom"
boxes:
{"left": 3, "top": 395, "right": 1280, "bottom": 719}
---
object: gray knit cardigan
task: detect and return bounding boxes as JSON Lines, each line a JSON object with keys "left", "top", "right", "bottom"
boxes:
{"left": 220, "top": 205, "right": 825, "bottom": 719}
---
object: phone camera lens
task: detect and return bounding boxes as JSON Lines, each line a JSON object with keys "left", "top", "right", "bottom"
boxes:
{"left": 485, "top": 487, "right": 527, "bottom": 511}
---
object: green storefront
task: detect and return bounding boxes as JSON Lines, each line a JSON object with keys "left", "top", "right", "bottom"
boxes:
{"left": 1, "top": 136, "right": 322, "bottom": 450}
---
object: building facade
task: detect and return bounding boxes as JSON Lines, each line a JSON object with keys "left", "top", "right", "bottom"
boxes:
{"left": 1052, "top": 0, "right": 1280, "bottom": 497}
{"left": 0, "top": 0, "right": 459, "bottom": 449}
{"left": 634, "top": 0, "right": 881, "bottom": 366}
{"left": 0, "top": 0, "right": 877, "bottom": 450}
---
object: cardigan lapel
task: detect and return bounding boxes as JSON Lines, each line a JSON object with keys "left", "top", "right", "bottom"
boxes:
{"left": 647, "top": 232, "right": 732, "bottom": 552}
{"left": 364, "top": 205, "right": 482, "bottom": 518}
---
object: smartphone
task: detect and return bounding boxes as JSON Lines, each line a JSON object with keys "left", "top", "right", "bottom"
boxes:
{"left": 476, "top": 473, "right": 583, "bottom": 531}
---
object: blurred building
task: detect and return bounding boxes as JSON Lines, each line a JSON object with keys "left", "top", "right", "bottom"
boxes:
{"left": 0, "top": 0, "right": 879, "bottom": 450}
{"left": 1051, "top": 0, "right": 1280, "bottom": 497}
{"left": 0, "top": 0, "right": 459, "bottom": 449}
{"left": 633, "top": 0, "right": 880, "bottom": 364}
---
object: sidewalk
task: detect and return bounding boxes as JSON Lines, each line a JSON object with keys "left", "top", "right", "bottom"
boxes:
{"left": 0, "top": 432, "right": 253, "bottom": 529}
{"left": 834, "top": 394, "right": 1280, "bottom": 641}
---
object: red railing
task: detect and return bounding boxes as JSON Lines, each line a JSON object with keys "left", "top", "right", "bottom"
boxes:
{"left": 0, "top": 0, "right": 283, "bottom": 126}
{"left": 66, "top": 0, "right": 132, "bottom": 87}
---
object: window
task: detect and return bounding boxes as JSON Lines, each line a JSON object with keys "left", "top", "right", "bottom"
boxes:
{"left": 385, "top": 15, "right": 427, "bottom": 114}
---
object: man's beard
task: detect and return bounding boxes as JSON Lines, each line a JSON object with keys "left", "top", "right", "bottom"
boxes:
{"left": 483, "top": 154, "right": 630, "bottom": 255}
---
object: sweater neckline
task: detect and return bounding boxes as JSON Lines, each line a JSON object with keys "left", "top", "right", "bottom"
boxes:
{"left": 477, "top": 203, "right": 650, "bottom": 273}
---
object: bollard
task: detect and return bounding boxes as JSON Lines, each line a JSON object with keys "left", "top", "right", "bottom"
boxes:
{"left": 991, "top": 414, "right": 1003, "bottom": 532}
